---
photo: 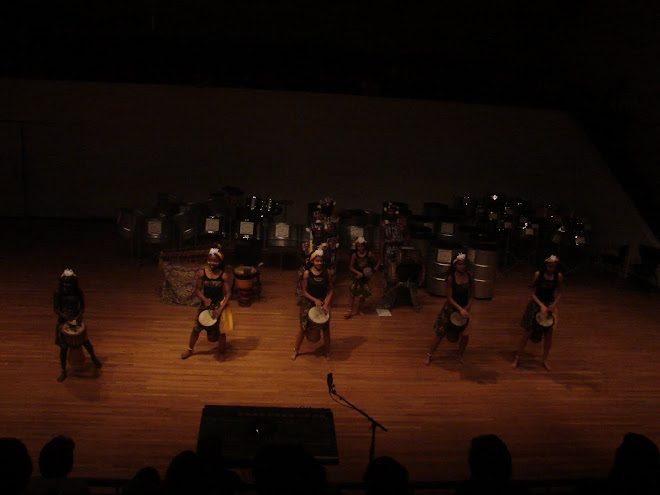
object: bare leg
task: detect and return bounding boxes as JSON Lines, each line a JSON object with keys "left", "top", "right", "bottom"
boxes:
{"left": 458, "top": 335, "right": 469, "bottom": 363}
{"left": 345, "top": 295, "right": 356, "bottom": 318}
{"left": 542, "top": 332, "right": 553, "bottom": 371}
{"left": 322, "top": 327, "right": 331, "bottom": 358}
{"left": 216, "top": 333, "right": 227, "bottom": 361}
{"left": 512, "top": 330, "right": 532, "bottom": 369}
{"left": 58, "top": 347, "right": 68, "bottom": 382}
{"left": 181, "top": 331, "right": 200, "bottom": 359}
{"left": 426, "top": 335, "right": 444, "bottom": 365}
{"left": 82, "top": 341, "right": 102, "bottom": 368}
{"left": 291, "top": 330, "right": 305, "bottom": 360}
{"left": 357, "top": 296, "right": 366, "bottom": 315}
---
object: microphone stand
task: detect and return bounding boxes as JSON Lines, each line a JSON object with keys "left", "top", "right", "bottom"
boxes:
{"left": 330, "top": 385, "right": 388, "bottom": 462}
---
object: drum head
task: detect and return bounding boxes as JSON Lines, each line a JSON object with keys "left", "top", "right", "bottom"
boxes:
{"left": 61, "top": 320, "right": 86, "bottom": 335}
{"left": 234, "top": 266, "right": 257, "bottom": 279}
{"left": 449, "top": 312, "right": 469, "bottom": 329}
{"left": 535, "top": 312, "right": 554, "bottom": 328}
{"left": 362, "top": 267, "right": 373, "bottom": 279}
{"left": 198, "top": 310, "right": 218, "bottom": 327}
{"left": 306, "top": 327, "right": 322, "bottom": 342}
{"left": 308, "top": 306, "right": 330, "bottom": 324}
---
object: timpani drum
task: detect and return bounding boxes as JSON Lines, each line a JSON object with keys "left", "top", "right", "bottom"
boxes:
{"left": 307, "top": 306, "right": 329, "bottom": 342}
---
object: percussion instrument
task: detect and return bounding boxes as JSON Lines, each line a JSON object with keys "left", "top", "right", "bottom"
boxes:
{"left": 60, "top": 321, "right": 88, "bottom": 348}
{"left": 531, "top": 311, "right": 554, "bottom": 343}
{"left": 234, "top": 266, "right": 258, "bottom": 307}
{"left": 447, "top": 312, "right": 469, "bottom": 342}
{"left": 307, "top": 306, "right": 330, "bottom": 342}
{"left": 362, "top": 267, "right": 373, "bottom": 279}
{"left": 198, "top": 309, "right": 218, "bottom": 327}
{"left": 60, "top": 320, "right": 88, "bottom": 368}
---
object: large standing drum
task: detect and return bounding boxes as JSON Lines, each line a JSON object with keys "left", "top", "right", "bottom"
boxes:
{"left": 426, "top": 243, "right": 464, "bottom": 296}
{"left": 467, "top": 246, "right": 498, "bottom": 299}
{"left": 60, "top": 321, "right": 88, "bottom": 368}
{"left": 234, "top": 266, "right": 258, "bottom": 307}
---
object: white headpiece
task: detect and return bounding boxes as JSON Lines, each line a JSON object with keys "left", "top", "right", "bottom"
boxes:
{"left": 545, "top": 254, "right": 559, "bottom": 263}
{"left": 355, "top": 236, "right": 366, "bottom": 244}
{"left": 61, "top": 268, "right": 76, "bottom": 277}
{"left": 453, "top": 253, "right": 466, "bottom": 264}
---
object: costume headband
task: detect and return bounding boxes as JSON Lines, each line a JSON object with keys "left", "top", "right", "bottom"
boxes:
{"left": 310, "top": 249, "right": 324, "bottom": 261}
{"left": 209, "top": 248, "right": 224, "bottom": 260}
{"left": 355, "top": 236, "right": 366, "bottom": 244}
{"left": 545, "top": 255, "right": 559, "bottom": 263}
{"left": 453, "top": 253, "right": 466, "bottom": 264}
{"left": 61, "top": 268, "right": 76, "bottom": 278}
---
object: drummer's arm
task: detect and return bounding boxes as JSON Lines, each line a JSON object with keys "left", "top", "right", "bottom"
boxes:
{"left": 348, "top": 253, "right": 362, "bottom": 278}
{"left": 323, "top": 277, "right": 334, "bottom": 312}
{"left": 219, "top": 272, "right": 231, "bottom": 312}
{"left": 529, "top": 272, "right": 547, "bottom": 311}
{"left": 195, "top": 269, "right": 210, "bottom": 306}
{"left": 548, "top": 274, "right": 563, "bottom": 311}
{"left": 466, "top": 276, "right": 475, "bottom": 312}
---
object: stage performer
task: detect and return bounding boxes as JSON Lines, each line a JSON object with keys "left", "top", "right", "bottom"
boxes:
{"left": 426, "top": 254, "right": 474, "bottom": 365}
{"left": 380, "top": 202, "right": 409, "bottom": 284}
{"left": 53, "top": 269, "right": 101, "bottom": 382}
{"left": 181, "top": 248, "right": 231, "bottom": 360}
{"left": 291, "top": 249, "right": 333, "bottom": 361}
{"left": 512, "top": 254, "right": 563, "bottom": 371}
{"left": 345, "top": 237, "right": 379, "bottom": 319}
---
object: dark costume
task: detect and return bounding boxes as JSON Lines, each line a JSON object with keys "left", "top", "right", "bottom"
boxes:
{"left": 193, "top": 269, "right": 226, "bottom": 342}
{"left": 434, "top": 273, "right": 473, "bottom": 341}
{"left": 520, "top": 272, "right": 559, "bottom": 343}
{"left": 348, "top": 252, "right": 376, "bottom": 298}
{"left": 383, "top": 260, "right": 422, "bottom": 311}
{"left": 300, "top": 268, "right": 330, "bottom": 332}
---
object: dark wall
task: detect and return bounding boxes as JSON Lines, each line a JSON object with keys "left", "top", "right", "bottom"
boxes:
{"left": 0, "top": 78, "right": 656, "bottom": 251}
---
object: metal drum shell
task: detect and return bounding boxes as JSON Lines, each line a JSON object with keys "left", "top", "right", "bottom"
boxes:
{"left": 266, "top": 222, "right": 302, "bottom": 248}
{"left": 426, "top": 244, "right": 464, "bottom": 296}
{"left": 467, "top": 247, "right": 498, "bottom": 299}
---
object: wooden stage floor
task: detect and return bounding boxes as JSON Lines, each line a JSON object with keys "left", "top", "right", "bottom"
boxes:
{"left": 1, "top": 219, "right": 659, "bottom": 485}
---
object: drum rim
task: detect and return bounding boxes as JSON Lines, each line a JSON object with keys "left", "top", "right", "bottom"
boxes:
{"left": 60, "top": 321, "right": 87, "bottom": 335}
{"left": 308, "top": 306, "right": 330, "bottom": 324}
{"left": 198, "top": 309, "right": 218, "bottom": 327}
{"left": 449, "top": 311, "right": 469, "bottom": 327}
{"left": 535, "top": 311, "right": 554, "bottom": 327}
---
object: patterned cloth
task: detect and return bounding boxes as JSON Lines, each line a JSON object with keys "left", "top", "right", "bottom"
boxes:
{"left": 160, "top": 262, "right": 198, "bottom": 306}
{"left": 433, "top": 276, "right": 472, "bottom": 341}
{"left": 348, "top": 253, "right": 376, "bottom": 298}
{"left": 299, "top": 298, "right": 329, "bottom": 333}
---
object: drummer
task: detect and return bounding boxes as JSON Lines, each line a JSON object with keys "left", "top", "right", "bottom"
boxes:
{"left": 345, "top": 237, "right": 379, "bottom": 319}
{"left": 512, "top": 254, "right": 563, "bottom": 371}
{"left": 425, "top": 253, "right": 474, "bottom": 365}
{"left": 181, "top": 248, "right": 231, "bottom": 360}
{"left": 53, "top": 269, "right": 102, "bottom": 382}
{"left": 291, "top": 249, "right": 333, "bottom": 360}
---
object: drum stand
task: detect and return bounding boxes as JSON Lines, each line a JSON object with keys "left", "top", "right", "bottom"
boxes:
{"left": 329, "top": 380, "right": 387, "bottom": 462}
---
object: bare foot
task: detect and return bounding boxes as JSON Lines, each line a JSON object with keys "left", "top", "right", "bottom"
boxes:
{"left": 290, "top": 350, "right": 298, "bottom": 361}
{"left": 344, "top": 312, "right": 353, "bottom": 319}
{"left": 181, "top": 349, "right": 193, "bottom": 360}
{"left": 542, "top": 361, "right": 551, "bottom": 372}
{"left": 511, "top": 357, "right": 519, "bottom": 369}
{"left": 425, "top": 353, "right": 432, "bottom": 366}
{"left": 57, "top": 371, "right": 67, "bottom": 382}
{"left": 459, "top": 355, "right": 466, "bottom": 365}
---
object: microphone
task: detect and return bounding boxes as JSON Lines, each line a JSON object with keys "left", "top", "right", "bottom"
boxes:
{"left": 326, "top": 372, "right": 334, "bottom": 394}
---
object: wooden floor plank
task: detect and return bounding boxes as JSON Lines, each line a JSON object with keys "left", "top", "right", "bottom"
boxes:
{"left": 0, "top": 219, "right": 659, "bottom": 484}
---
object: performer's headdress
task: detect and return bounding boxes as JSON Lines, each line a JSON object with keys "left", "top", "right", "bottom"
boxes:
{"left": 310, "top": 249, "right": 324, "bottom": 261}
{"left": 60, "top": 268, "right": 76, "bottom": 278}
{"left": 453, "top": 253, "right": 466, "bottom": 264}
{"left": 544, "top": 254, "right": 559, "bottom": 263}
{"left": 355, "top": 236, "right": 367, "bottom": 245}
{"left": 208, "top": 248, "right": 224, "bottom": 260}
